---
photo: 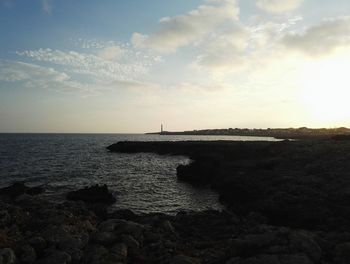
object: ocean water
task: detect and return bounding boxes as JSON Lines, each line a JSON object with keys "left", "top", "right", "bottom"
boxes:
{"left": 0, "top": 133, "right": 278, "bottom": 214}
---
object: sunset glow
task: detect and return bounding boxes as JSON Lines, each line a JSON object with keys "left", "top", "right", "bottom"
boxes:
{"left": 1, "top": 0, "right": 350, "bottom": 132}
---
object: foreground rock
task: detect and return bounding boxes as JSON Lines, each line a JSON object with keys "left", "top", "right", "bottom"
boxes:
{"left": 0, "top": 182, "right": 44, "bottom": 199}
{"left": 0, "top": 187, "right": 349, "bottom": 263}
{"left": 66, "top": 185, "right": 116, "bottom": 205}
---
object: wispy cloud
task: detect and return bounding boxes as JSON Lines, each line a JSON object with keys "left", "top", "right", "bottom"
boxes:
{"left": 191, "top": 17, "right": 303, "bottom": 76}
{"left": 131, "top": 0, "right": 239, "bottom": 53}
{"left": 16, "top": 47, "right": 159, "bottom": 83}
{"left": 0, "top": 59, "right": 92, "bottom": 93}
{"left": 256, "top": 0, "right": 303, "bottom": 13}
{"left": 42, "top": 0, "right": 53, "bottom": 15}
{"left": 282, "top": 16, "right": 350, "bottom": 56}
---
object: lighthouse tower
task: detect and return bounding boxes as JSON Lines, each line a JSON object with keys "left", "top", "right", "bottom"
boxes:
{"left": 161, "top": 124, "right": 163, "bottom": 133}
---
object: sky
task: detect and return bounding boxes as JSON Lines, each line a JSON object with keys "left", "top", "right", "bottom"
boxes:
{"left": 1, "top": 0, "right": 350, "bottom": 133}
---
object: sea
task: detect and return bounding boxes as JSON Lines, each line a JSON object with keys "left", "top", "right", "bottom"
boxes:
{"left": 0, "top": 133, "right": 279, "bottom": 214}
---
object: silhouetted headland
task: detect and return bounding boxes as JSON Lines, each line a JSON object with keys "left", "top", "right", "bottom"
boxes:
{"left": 147, "top": 127, "right": 350, "bottom": 140}
{"left": 107, "top": 138, "right": 350, "bottom": 263}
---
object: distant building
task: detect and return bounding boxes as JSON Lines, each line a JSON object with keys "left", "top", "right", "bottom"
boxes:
{"left": 161, "top": 124, "right": 163, "bottom": 133}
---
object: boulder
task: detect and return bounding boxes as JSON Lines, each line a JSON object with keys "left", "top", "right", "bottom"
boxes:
{"left": 38, "top": 250, "right": 71, "bottom": 264}
{"left": 66, "top": 185, "right": 116, "bottom": 205}
{"left": 18, "top": 244, "right": 36, "bottom": 263}
{"left": 98, "top": 219, "right": 144, "bottom": 240}
{"left": 0, "top": 182, "right": 44, "bottom": 198}
{"left": 289, "top": 231, "right": 322, "bottom": 263}
{"left": 0, "top": 248, "right": 16, "bottom": 264}
{"left": 121, "top": 234, "right": 140, "bottom": 256}
{"left": 170, "top": 255, "right": 200, "bottom": 264}
{"left": 334, "top": 242, "right": 350, "bottom": 264}
{"left": 226, "top": 255, "right": 280, "bottom": 264}
{"left": 279, "top": 254, "right": 313, "bottom": 264}
{"left": 109, "top": 243, "right": 128, "bottom": 262}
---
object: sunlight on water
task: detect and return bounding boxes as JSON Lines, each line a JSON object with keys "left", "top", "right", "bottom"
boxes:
{"left": 0, "top": 134, "right": 276, "bottom": 213}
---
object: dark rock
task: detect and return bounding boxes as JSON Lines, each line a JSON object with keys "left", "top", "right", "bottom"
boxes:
{"left": 226, "top": 254, "right": 280, "bottom": 264}
{"left": 334, "top": 242, "right": 350, "bottom": 264}
{"left": 289, "top": 231, "right": 322, "bottom": 263}
{"left": 0, "top": 210, "right": 11, "bottom": 227}
{"left": 82, "top": 244, "right": 108, "bottom": 264}
{"left": 28, "top": 236, "right": 47, "bottom": 254}
{"left": 38, "top": 250, "right": 71, "bottom": 264}
{"left": 279, "top": 254, "right": 313, "bottom": 264}
{"left": 160, "top": 220, "right": 176, "bottom": 235}
{"left": 93, "top": 231, "right": 118, "bottom": 245}
{"left": 98, "top": 219, "right": 144, "bottom": 241}
{"left": 109, "top": 209, "right": 138, "bottom": 221}
{"left": 0, "top": 248, "right": 16, "bottom": 264}
{"left": 66, "top": 185, "right": 116, "bottom": 205}
{"left": 170, "top": 255, "right": 200, "bottom": 264}
{"left": 0, "top": 182, "right": 44, "bottom": 198}
{"left": 18, "top": 244, "right": 36, "bottom": 263}
{"left": 109, "top": 243, "right": 128, "bottom": 262}
{"left": 121, "top": 234, "right": 140, "bottom": 256}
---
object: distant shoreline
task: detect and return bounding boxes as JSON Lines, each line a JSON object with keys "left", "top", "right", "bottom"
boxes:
{"left": 146, "top": 127, "right": 350, "bottom": 139}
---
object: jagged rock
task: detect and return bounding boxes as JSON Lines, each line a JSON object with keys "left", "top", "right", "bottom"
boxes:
{"left": 279, "top": 254, "right": 313, "bottom": 264}
{"left": 160, "top": 220, "right": 176, "bottom": 235}
{"left": 38, "top": 250, "right": 71, "bottom": 264}
{"left": 121, "top": 234, "right": 140, "bottom": 256}
{"left": 0, "top": 182, "right": 44, "bottom": 198}
{"left": 289, "top": 231, "right": 322, "bottom": 263}
{"left": 18, "top": 244, "right": 36, "bottom": 263}
{"left": 143, "top": 229, "right": 161, "bottom": 243}
{"left": 66, "top": 185, "right": 116, "bottom": 205}
{"left": 82, "top": 244, "right": 108, "bottom": 264}
{"left": 93, "top": 231, "right": 118, "bottom": 245}
{"left": 226, "top": 254, "right": 280, "bottom": 264}
{"left": 98, "top": 219, "right": 144, "bottom": 240}
{"left": 109, "top": 209, "right": 138, "bottom": 221}
{"left": 28, "top": 236, "right": 47, "bottom": 253}
{"left": 0, "top": 210, "right": 11, "bottom": 227}
{"left": 334, "top": 242, "right": 350, "bottom": 264}
{"left": 0, "top": 248, "right": 16, "bottom": 264}
{"left": 229, "top": 232, "right": 281, "bottom": 257}
{"left": 170, "top": 255, "right": 200, "bottom": 264}
{"left": 109, "top": 243, "right": 128, "bottom": 262}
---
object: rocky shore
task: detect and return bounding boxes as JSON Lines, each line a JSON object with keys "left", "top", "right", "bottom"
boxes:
{"left": 2, "top": 139, "right": 350, "bottom": 263}
{"left": 2, "top": 182, "right": 349, "bottom": 264}
{"left": 107, "top": 139, "right": 350, "bottom": 263}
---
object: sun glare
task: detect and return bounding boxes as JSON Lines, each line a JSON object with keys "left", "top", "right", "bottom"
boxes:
{"left": 299, "top": 52, "right": 350, "bottom": 127}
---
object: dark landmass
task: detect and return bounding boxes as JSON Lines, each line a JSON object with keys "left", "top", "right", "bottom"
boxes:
{"left": 2, "top": 138, "right": 350, "bottom": 263}
{"left": 107, "top": 139, "right": 350, "bottom": 263}
{"left": 1, "top": 182, "right": 348, "bottom": 264}
{"left": 147, "top": 127, "right": 350, "bottom": 140}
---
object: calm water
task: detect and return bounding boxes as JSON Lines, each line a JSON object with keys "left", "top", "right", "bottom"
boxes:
{"left": 0, "top": 133, "right": 278, "bottom": 213}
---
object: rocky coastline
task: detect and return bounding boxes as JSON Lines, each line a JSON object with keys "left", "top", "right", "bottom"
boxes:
{"left": 1, "top": 139, "right": 350, "bottom": 263}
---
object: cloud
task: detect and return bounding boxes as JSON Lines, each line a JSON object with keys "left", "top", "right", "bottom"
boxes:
{"left": 256, "top": 0, "right": 303, "bottom": 13}
{"left": 193, "top": 24, "right": 249, "bottom": 73}
{"left": 192, "top": 17, "right": 302, "bottom": 76}
{"left": 0, "top": 59, "right": 91, "bottom": 93}
{"left": 16, "top": 47, "right": 159, "bottom": 83}
{"left": 282, "top": 16, "right": 350, "bottom": 56}
{"left": 131, "top": 0, "right": 239, "bottom": 53}
{"left": 97, "top": 45, "right": 124, "bottom": 61}
{"left": 42, "top": 0, "right": 53, "bottom": 15}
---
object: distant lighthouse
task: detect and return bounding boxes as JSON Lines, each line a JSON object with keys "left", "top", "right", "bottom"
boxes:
{"left": 161, "top": 124, "right": 163, "bottom": 133}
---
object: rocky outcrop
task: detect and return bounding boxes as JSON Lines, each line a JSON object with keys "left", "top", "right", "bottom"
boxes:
{"left": 0, "top": 187, "right": 349, "bottom": 263}
{"left": 107, "top": 140, "right": 350, "bottom": 232}
{"left": 0, "top": 182, "right": 44, "bottom": 199}
{"left": 66, "top": 185, "right": 116, "bottom": 205}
